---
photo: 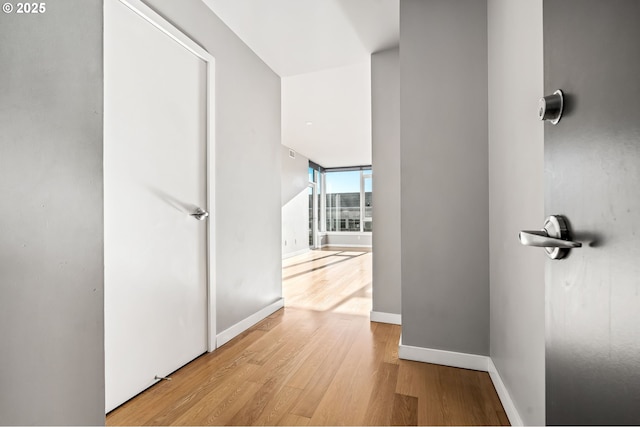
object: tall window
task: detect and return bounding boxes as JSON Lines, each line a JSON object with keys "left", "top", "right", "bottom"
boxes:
{"left": 324, "top": 168, "right": 372, "bottom": 232}
{"left": 308, "top": 167, "right": 319, "bottom": 248}
{"left": 363, "top": 170, "right": 372, "bottom": 232}
{"left": 325, "top": 171, "right": 361, "bottom": 232}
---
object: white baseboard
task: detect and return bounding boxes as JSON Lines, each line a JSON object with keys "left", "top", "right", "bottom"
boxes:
{"left": 398, "top": 341, "right": 490, "bottom": 372}
{"left": 398, "top": 336, "right": 522, "bottom": 426}
{"left": 282, "top": 248, "right": 310, "bottom": 259}
{"left": 321, "top": 243, "right": 372, "bottom": 249}
{"left": 488, "top": 359, "right": 523, "bottom": 426}
{"left": 370, "top": 311, "right": 402, "bottom": 325}
{"left": 216, "top": 298, "right": 284, "bottom": 347}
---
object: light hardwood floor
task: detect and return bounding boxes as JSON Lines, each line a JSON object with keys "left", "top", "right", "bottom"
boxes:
{"left": 107, "top": 248, "right": 509, "bottom": 426}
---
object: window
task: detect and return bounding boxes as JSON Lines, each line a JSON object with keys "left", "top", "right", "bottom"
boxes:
{"left": 309, "top": 162, "right": 372, "bottom": 234}
{"left": 363, "top": 170, "right": 372, "bottom": 232}
{"left": 325, "top": 171, "right": 361, "bottom": 232}
{"left": 323, "top": 168, "right": 372, "bottom": 233}
{"left": 308, "top": 185, "right": 314, "bottom": 246}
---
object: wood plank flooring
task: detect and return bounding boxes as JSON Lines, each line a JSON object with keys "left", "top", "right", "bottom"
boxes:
{"left": 106, "top": 248, "right": 509, "bottom": 426}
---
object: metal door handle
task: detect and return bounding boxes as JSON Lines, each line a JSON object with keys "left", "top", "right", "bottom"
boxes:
{"left": 190, "top": 207, "right": 209, "bottom": 220}
{"left": 519, "top": 215, "right": 581, "bottom": 259}
{"left": 519, "top": 230, "right": 581, "bottom": 248}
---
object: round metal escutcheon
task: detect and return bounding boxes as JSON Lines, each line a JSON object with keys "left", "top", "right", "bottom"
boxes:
{"left": 544, "top": 215, "right": 570, "bottom": 259}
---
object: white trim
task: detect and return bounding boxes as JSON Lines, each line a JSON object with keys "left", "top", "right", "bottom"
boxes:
{"left": 115, "top": 0, "right": 217, "bottom": 355}
{"left": 321, "top": 231, "right": 373, "bottom": 249}
{"left": 397, "top": 336, "right": 523, "bottom": 426}
{"left": 398, "top": 336, "right": 489, "bottom": 372}
{"left": 488, "top": 359, "right": 523, "bottom": 426}
{"left": 309, "top": 180, "right": 319, "bottom": 249}
{"left": 370, "top": 311, "right": 402, "bottom": 325}
{"left": 283, "top": 248, "right": 311, "bottom": 260}
{"left": 118, "top": 0, "right": 212, "bottom": 62}
{"left": 206, "top": 55, "right": 216, "bottom": 353}
{"left": 216, "top": 299, "right": 285, "bottom": 347}
{"left": 320, "top": 172, "right": 326, "bottom": 233}
{"left": 321, "top": 243, "right": 372, "bottom": 249}
{"left": 359, "top": 170, "right": 365, "bottom": 232}
{"left": 323, "top": 231, "right": 373, "bottom": 236}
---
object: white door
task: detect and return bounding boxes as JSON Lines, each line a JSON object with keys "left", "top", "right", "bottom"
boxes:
{"left": 104, "top": 0, "right": 213, "bottom": 412}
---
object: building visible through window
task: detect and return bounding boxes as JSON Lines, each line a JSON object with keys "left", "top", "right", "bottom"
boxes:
{"left": 310, "top": 165, "right": 372, "bottom": 233}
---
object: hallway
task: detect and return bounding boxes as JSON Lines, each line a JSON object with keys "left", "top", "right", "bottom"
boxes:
{"left": 106, "top": 249, "right": 508, "bottom": 425}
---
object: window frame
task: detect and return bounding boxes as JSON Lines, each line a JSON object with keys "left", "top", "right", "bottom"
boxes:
{"left": 319, "top": 165, "right": 372, "bottom": 234}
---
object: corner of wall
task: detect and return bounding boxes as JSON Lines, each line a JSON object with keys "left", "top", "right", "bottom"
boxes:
{"left": 398, "top": 337, "right": 524, "bottom": 426}
{"left": 399, "top": 0, "right": 489, "bottom": 358}
{"left": 487, "top": 0, "right": 545, "bottom": 424}
{"left": 488, "top": 359, "right": 525, "bottom": 426}
{"left": 371, "top": 44, "right": 402, "bottom": 317}
{"left": 216, "top": 298, "right": 284, "bottom": 347}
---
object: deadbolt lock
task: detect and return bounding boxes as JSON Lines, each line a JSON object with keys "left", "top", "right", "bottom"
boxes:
{"left": 539, "top": 89, "right": 564, "bottom": 125}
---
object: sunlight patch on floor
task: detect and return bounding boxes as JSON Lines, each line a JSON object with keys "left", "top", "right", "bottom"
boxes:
{"left": 283, "top": 249, "right": 372, "bottom": 317}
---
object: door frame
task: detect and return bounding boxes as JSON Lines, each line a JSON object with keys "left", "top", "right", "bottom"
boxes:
{"left": 113, "top": 0, "right": 217, "bottom": 352}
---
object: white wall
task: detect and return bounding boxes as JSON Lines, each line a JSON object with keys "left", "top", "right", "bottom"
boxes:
{"left": 282, "top": 146, "right": 310, "bottom": 258}
{"left": 399, "top": 0, "right": 489, "bottom": 355}
{"left": 371, "top": 46, "right": 401, "bottom": 317}
{"left": 282, "top": 62, "right": 372, "bottom": 168}
{"left": 283, "top": 191, "right": 310, "bottom": 257}
{"left": 323, "top": 233, "right": 372, "bottom": 248}
{"left": 143, "top": 0, "right": 282, "bottom": 334}
{"left": 488, "top": 0, "right": 545, "bottom": 424}
{"left": 0, "top": 1, "right": 105, "bottom": 424}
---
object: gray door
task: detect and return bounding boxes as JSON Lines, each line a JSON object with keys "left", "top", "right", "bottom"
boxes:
{"left": 544, "top": 1, "right": 640, "bottom": 424}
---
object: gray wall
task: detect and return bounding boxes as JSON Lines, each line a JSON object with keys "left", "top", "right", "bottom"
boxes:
{"left": 399, "top": 0, "right": 489, "bottom": 355}
{"left": 487, "top": 0, "right": 545, "bottom": 424}
{"left": 143, "top": 0, "right": 282, "bottom": 333}
{"left": 371, "top": 46, "right": 401, "bottom": 316}
{"left": 0, "top": 1, "right": 105, "bottom": 424}
{"left": 281, "top": 146, "right": 310, "bottom": 257}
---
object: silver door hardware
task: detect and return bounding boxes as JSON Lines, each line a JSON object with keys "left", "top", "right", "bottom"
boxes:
{"left": 539, "top": 89, "right": 564, "bottom": 124}
{"left": 190, "top": 207, "right": 209, "bottom": 220}
{"left": 154, "top": 375, "right": 172, "bottom": 381}
{"left": 519, "top": 215, "right": 581, "bottom": 260}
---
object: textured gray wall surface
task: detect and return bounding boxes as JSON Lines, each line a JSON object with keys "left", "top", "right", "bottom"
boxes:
{"left": 144, "top": 0, "right": 283, "bottom": 333}
{"left": 487, "top": 0, "right": 545, "bottom": 424}
{"left": 0, "top": 1, "right": 105, "bottom": 424}
{"left": 371, "top": 47, "right": 401, "bottom": 316}
{"left": 399, "top": 0, "right": 489, "bottom": 355}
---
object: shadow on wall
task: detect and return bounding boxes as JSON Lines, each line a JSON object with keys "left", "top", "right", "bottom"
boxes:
{"left": 147, "top": 186, "right": 200, "bottom": 215}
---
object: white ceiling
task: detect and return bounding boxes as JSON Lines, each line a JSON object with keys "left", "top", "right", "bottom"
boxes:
{"left": 201, "top": 0, "right": 399, "bottom": 167}
{"left": 282, "top": 61, "right": 371, "bottom": 168}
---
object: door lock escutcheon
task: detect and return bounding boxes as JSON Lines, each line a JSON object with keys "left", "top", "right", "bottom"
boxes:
{"left": 190, "top": 207, "right": 209, "bottom": 221}
{"left": 519, "top": 215, "right": 581, "bottom": 260}
{"left": 539, "top": 89, "right": 564, "bottom": 124}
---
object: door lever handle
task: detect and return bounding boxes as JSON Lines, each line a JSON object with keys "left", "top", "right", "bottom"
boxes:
{"left": 190, "top": 207, "right": 209, "bottom": 221}
{"left": 519, "top": 230, "right": 581, "bottom": 248}
{"left": 519, "top": 215, "right": 581, "bottom": 259}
